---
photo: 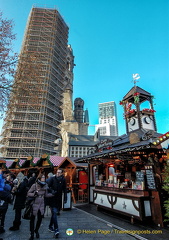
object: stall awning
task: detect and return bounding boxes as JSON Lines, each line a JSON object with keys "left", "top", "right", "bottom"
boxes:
{"left": 75, "top": 139, "right": 153, "bottom": 163}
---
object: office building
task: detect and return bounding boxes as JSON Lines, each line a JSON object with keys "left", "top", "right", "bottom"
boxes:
{"left": 95, "top": 101, "right": 118, "bottom": 136}
{"left": 0, "top": 7, "right": 74, "bottom": 159}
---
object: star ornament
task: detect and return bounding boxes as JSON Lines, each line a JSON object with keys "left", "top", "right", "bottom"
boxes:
{"left": 122, "top": 201, "right": 127, "bottom": 209}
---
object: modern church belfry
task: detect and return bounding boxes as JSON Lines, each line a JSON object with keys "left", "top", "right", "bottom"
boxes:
{"left": 0, "top": 7, "right": 74, "bottom": 159}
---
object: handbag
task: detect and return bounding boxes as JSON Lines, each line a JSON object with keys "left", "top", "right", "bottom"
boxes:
{"left": 22, "top": 186, "right": 37, "bottom": 220}
{"left": 25, "top": 196, "right": 35, "bottom": 205}
{"left": 22, "top": 203, "right": 33, "bottom": 220}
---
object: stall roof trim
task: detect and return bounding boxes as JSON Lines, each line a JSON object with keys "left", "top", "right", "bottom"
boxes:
{"left": 75, "top": 129, "right": 163, "bottom": 163}
{"left": 123, "top": 86, "right": 151, "bottom": 100}
{"left": 75, "top": 140, "right": 153, "bottom": 163}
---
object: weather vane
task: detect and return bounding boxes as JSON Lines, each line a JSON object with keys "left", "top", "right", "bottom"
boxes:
{"left": 132, "top": 73, "right": 140, "bottom": 86}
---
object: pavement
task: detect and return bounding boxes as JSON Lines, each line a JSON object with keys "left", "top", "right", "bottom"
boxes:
{"left": 0, "top": 202, "right": 169, "bottom": 240}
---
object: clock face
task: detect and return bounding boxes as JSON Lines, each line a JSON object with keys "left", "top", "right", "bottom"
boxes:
{"left": 129, "top": 118, "right": 135, "bottom": 126}
{"left": 144, "top": 116, "right": 151, "bottom": 124}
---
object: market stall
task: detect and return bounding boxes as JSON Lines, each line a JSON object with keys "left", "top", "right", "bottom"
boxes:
{"left": 76, "top": 133, "right": 168, "bottom": 227}
{"left": 75, "top": 85, "right": 169, "bottom": 227}
{"left": 5, "top": 155, "right": 88, "bottom": 203}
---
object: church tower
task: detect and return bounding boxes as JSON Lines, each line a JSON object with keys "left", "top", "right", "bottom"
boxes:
{"left": 74, "top": 98, "right": 84, "bottom": 123}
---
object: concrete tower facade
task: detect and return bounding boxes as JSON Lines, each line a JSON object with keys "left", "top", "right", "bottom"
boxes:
{"left": 95, "top": 101, "right": 118, "bottom": 136}
{"left": 0, "top": 7, "right": 74, "bottom": 159}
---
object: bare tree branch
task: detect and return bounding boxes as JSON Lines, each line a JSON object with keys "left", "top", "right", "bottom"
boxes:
{"left": 0, "top": 11, "right": 18, "bottom": 118}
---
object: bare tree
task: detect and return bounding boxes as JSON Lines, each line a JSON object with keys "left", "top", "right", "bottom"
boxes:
{"left": 13, "top": 52, "right": 44, "bottom": 101}
{"left": 0, "top": 51, "right": 44, "bottom": 156}
{"left": 0, "top": 11, "right": 44, "bottom": 121}
{"left": 0, "top": 11, "right": 17, "bottom": 118}
{"left": 5, "top": 51, "right": 44, "bottom": 121}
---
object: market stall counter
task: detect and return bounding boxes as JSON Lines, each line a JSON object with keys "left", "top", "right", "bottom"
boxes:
{"left": 93, "top": 186, "right": 151, "bottom": 223}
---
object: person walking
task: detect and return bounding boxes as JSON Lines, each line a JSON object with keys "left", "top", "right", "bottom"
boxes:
{"left": 45, "top": 172, "right": 54, "bottom": 209}
{"left": 28, "top": 173, "right": 36, "bottom": 188}
{"left": 0, "top": 170, "right": 13, "bottom": 234}
{"left": 27, "top": 173, "right": 53, "bottom": 240}
{"left": 9, "top": 172, "right": 28, "bottom": 231}
{"left": 47, "top": 168, "right": 67, "bottom": 238}
{"left": 46, "top": 172, "right": 53, "bottom": 185}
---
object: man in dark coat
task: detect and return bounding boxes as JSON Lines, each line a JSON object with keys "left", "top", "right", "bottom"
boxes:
{"left": 9, "top": 173, "right": 28, "bottom": 231}
{"left": 28, "top": 172, "right": 36, "bottom": 188}
{"left": 47, "top": 169, "right": 67, "bottom": 238}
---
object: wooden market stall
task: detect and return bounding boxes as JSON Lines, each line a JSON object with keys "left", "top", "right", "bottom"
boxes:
{"left": 0, "top": 159, "right": 6, "bottom": 170}
{"left": 76, "top": 131, "right": 169, "bottom": 227}
{"left": 6, "top": 155, "right": 88, "bottom": 203}
{"left": 75, "top": 86, "right": 169, "bottom": 227}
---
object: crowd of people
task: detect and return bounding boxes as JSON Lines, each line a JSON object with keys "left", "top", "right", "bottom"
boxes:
{"left": 0, "top": 168, "right": 67, "bottom": 240}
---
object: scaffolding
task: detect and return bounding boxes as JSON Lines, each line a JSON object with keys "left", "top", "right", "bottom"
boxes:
{"left": 0, "top": 7, "right": 74, "bottom": 159}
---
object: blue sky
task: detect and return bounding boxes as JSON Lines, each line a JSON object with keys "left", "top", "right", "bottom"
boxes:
{"left": 0, "top": 0, "right": 169, "bottom": 136}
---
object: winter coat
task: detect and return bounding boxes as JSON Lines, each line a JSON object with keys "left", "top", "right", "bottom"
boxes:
{"left": 0, "top": 174, "right": 5, "bottom": 191}
{"left": 0, "top": 185, "right": 12, "bottom": 211}
{"left": 47, "top": 175, "right": 67, "bottom": 209}
{"left": 27, "top": 181, "right": 53, "bottom": 216}
{"left": 13, "top": 178, "right": 28, "bottom": 210}
{"left": 28, "top": 176, "right": 36, "bottom": 188}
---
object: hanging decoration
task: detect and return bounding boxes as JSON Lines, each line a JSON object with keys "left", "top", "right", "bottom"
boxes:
{"left": 142, "top": 108, "right": 156, "bottom": 114}
{"left": 124, "top": 102, "right": 136, "bottom": 117}
{"left": 152, "top": 132, "right": 169, "bottom": 146}
{"left": 133, "top": 92, "right": 140, "bottom": 104}
{"left": 119, "top": 100, "right": 125, "bottom": 106}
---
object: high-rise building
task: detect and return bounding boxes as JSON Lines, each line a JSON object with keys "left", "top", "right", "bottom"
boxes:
{"left": 0, "top": 7, "right": 74, "bottom": 159}
{"left": 95, "top": 101, "right": 118, "bottom": 136}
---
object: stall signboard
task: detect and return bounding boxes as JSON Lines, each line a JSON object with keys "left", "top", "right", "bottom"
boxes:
{"left": 136, "top": 171, "right": 144, "bottom": 182}
{"left": 145, "top": 166, "right": 156, "bottom": 190}
{"left": 96, "top": 139, "right": 113, "bottom": 152}
{"left": 95, "top": 169, "right": 99, "bottom": 181}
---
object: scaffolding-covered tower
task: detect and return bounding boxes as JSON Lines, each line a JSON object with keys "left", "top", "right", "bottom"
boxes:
{"left": 0, "top": 7, "right": 74, "bottom": 159}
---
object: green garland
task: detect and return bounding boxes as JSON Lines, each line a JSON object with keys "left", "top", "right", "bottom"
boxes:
{"left": 44, "top": 154, "right": 53, "bottom": 166}
{"left": 162, "top": 161, "right": 169, "bottom": 222}
{"left": 16, "top": 159, "right": 21, "bottom": 168}
{"left": 30, "top": 154, "right": 52, "bottom": 167}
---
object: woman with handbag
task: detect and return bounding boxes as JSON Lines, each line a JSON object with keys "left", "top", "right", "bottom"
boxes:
{"left": 27, "top": 173, "right": 53, "bottom": 240}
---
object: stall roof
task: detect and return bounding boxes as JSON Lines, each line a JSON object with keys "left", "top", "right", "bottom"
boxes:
{"left": 123, "top": 86, "right": 152, "bottom": 103}
{"left": 123, "top": 86, "right": 151, "bottom": 99}
{"left": 75, "top": 129, "right": 164, "bottom": 163}
{"left": 5, "top": 156, "right": 88, "bottom": 169}
{"left": 70, "top": 158, "right": 88, "bottom": 167}
{"left": 49, "top": 156, "right": 65, "bottom": 166}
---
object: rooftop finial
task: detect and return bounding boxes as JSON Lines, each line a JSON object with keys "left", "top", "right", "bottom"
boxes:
{"left": 132, "top": 73, "right": 140, "bottom": 86}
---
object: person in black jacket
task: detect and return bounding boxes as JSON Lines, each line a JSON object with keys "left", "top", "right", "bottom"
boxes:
{"left": 28, "top": 173, "right": 36, "bottom": 188}
{"left": 47, "top": 169, "right": 67, "bottom": 238}
{"left": 9, "top": 172, "right": 28, "bottom": 231}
